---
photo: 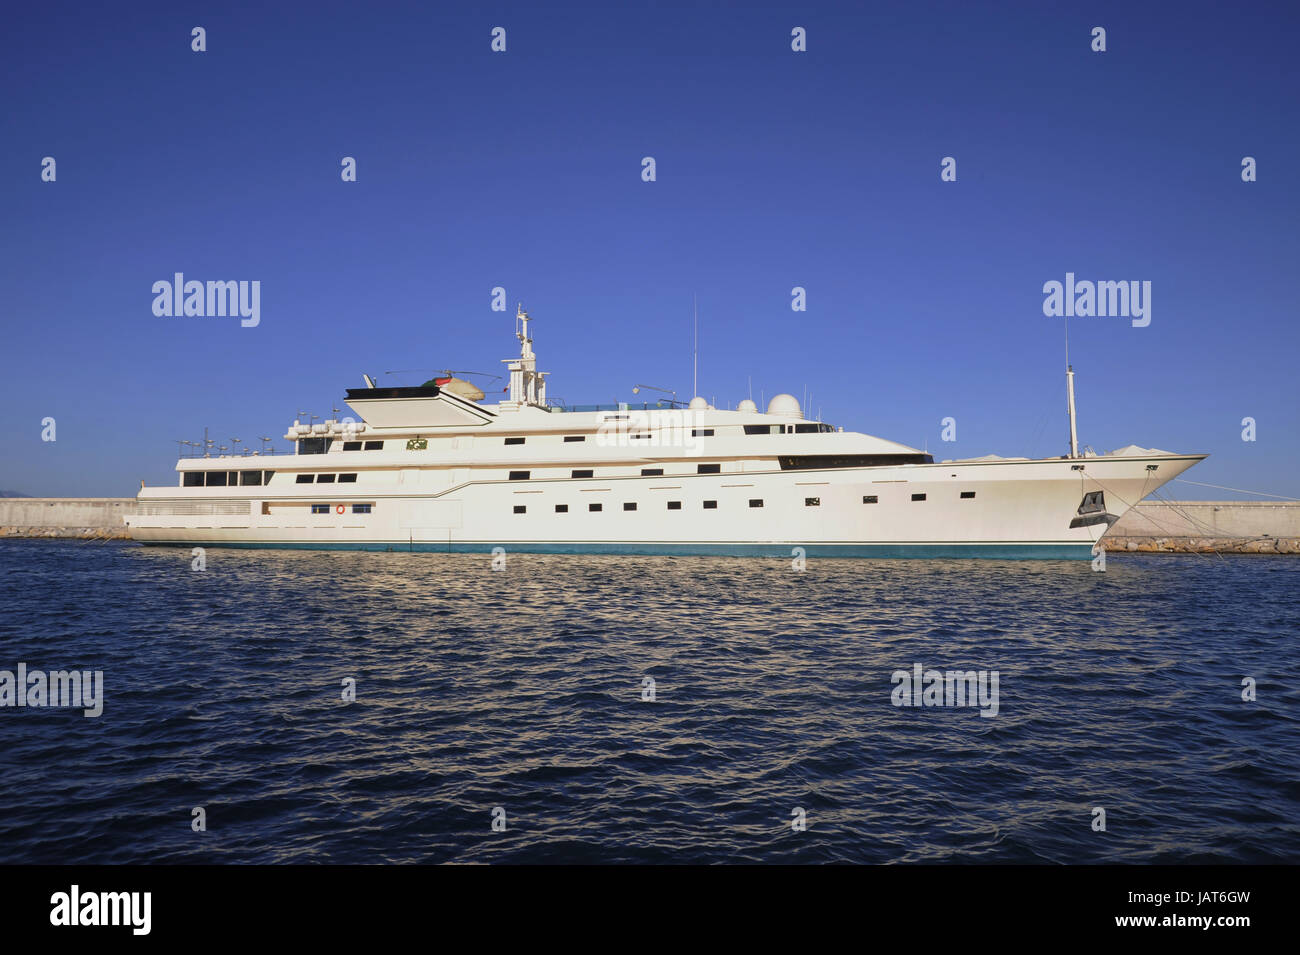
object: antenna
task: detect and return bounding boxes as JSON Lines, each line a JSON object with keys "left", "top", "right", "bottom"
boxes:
{"left": 692, "top": 293, "right": 698, "bottom": 399}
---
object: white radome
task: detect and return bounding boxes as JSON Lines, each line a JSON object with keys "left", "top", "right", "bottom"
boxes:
{"left": 766, "top": 394, "right": 802, "bottom": 417}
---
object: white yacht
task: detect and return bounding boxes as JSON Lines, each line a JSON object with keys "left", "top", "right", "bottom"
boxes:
{"left": 126, "top": 306, "right": 1205, "bottom": 558}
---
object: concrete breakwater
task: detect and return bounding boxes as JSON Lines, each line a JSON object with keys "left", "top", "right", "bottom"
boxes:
{"left": 0, "top": 498, "right": 135, "bottom": 539}
{"left": 1100, "top": 501, "right": 1300, "bottom": 554}
{"left": 0, "top": 497, "right": 1297, "bottom": 553}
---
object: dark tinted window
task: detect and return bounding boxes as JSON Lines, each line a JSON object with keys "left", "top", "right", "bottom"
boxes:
{"left": 781, "top": 454, "right": 934, "bottom": 469}
{"left": 311, "top": 504, "right": 329, "bottom": 514}
{"left": 697, "top": 464, "right": 721, "bottom": 474}
{"left": 743, "top": 424, "right": 778, "bottom": 435}
{"left": 183, "top": 472, "right": 203, "bottom": 487}
{"left": 363, "top": 441, "right": 384, "bottom": 450}
{"left": 911, "top": 493, "right": 926, "bottom": 501}
{"left": 863, "top": 495, "right": 878, "bottom": 503}
{"left": 555, "top": 504, "right": 568, "bottom": 513}
{"left": 317, "top": 474, "right": 336, "bottom": 484}
{"left": 749, "top": 499, "right": 763, "bottom": 508}
{"left": 509, "top": 471, "right": 530, "bottom": 481}
{"left": 641, "top": 468, "right": 663, "bottom": 476}
{"left": 960, "top": 491, "right": 975, "bottom": 499}
{"left": 263, "top": 471, "right": 275, "bottom": 484}
{"left": 513, "top": 505, "right": 526, "bottom": 514}
{"left": 805, "top": 497, "right": 820, "bottom": 506}
{"left": 239, "top": 470, "right": 263, "bottom": 486}
{"left": 339, "top": 473, "right": 358, "bottom": 483}
{"left": 589, "top": 502, "right": 602, "bottom": 512}
{"left": 352, "top": 504, "right": 371, "bottom": 514}
{"left": 296, "top": 474, "right": 313, "bottom": 484}
{"left": 571, "top": 469, "right": 593, "bottom": 478}
{"left": 564, "top": 436, "right": 585, "bottom": 442}
{"left": 691, "top": 429, "right": 714, "bottom": 437}
{"left": 205, "top": 471, "right": 228, "bottom": 487}
{"left": 505, "top": 437, "right": 525, "bottom": 445}
{"left": 297, "top": 437, "right": 328, "bottom": 455}
{"left": 667, "top": 501, "right": 681, "bottom": 510}
{"left": 342, "top": 441, "right": 362, "bottom": 451}
{"left": 623, "top": 502, "right": 636, "bottom": 511}
{"left": 703, "top": 500, "right": 717, "bottom": 509}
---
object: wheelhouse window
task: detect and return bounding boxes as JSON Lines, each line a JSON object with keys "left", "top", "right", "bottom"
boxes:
{"left": 697, "top": 464, "right": 721, "bottom": 474}
{"left": 508, "top": 471, "right": 530, "bottom": 481}
{"left": 297, "top": 437, "right": 329, "bottom": 455}
{"left": 239, "top": 471, "right": 263, "bottom": 486}
{"left": 183, "top": 472, "right": 204, "bottom": 487}
{"left": 205, "top": 471, "right": 228, "bottom": 487}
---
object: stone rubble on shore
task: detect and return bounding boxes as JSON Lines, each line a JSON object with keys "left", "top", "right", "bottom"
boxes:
{"left": 0, "top": 526, "right": 132, "bottom": 540}
{"left": 1100, "top": 536, "right": 1300, "bottom": 554}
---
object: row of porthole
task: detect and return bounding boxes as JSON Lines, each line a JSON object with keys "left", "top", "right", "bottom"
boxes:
{"left": 512, "top": 492, "right": 977, "bottom": 513}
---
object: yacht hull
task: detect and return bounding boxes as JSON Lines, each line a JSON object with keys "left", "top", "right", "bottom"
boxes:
{"left": 126, "top": 453, "right": 1204, "bottom": 560}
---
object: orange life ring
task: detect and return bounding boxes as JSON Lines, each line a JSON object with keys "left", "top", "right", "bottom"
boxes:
{"left": 335, "top": 504, "right": 345, "bottom": 514}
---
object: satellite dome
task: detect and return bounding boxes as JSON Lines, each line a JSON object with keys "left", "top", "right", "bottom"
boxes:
{"left": 688, "top": 396, "right": 708, "bottom": 410}
{"left": 766, "top": 394, "right": 802, "bottom": 418}
{"left": 737, "top": 398, "right": 757, "bottom": 413}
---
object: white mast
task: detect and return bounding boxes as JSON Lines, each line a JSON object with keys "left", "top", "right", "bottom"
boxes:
{"left": 1064, "top": 312, "right": 1079, "bottom": 458}
{"left": 503, "top": 303, "right": 547, "bottom": 408}
{"left": 1066, "top": 365, "right": 1080, "bottom": 458}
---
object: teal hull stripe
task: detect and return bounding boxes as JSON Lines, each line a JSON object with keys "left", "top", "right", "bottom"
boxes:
{"left": 139, "top": 540, "right": 1095, "bottom": 560}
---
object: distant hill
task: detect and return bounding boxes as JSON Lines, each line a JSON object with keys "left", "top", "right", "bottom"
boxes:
{"left": 0, "top": 491, "right": 32, "bottom": 498}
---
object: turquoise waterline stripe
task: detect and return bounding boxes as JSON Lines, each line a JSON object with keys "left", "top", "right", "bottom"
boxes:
{"left": 137, "top": 540, "right": 1094, "bottom": 560}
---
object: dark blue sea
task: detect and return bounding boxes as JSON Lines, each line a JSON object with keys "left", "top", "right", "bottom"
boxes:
{"left": 0, "top": 540, "right": 1295, "bottom": 864}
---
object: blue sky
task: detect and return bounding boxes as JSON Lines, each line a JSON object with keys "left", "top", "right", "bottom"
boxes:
{"left": 2, "top": 0, "right": 1297, "bottom": 497}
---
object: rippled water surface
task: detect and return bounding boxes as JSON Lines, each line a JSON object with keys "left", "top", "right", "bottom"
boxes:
{"left": 0, "top": 540, "right": 1295, "bottom": 863}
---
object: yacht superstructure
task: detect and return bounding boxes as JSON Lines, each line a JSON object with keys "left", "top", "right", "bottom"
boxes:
{"left": 126, "top": 306, "right": 1205, "bottom": 558}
